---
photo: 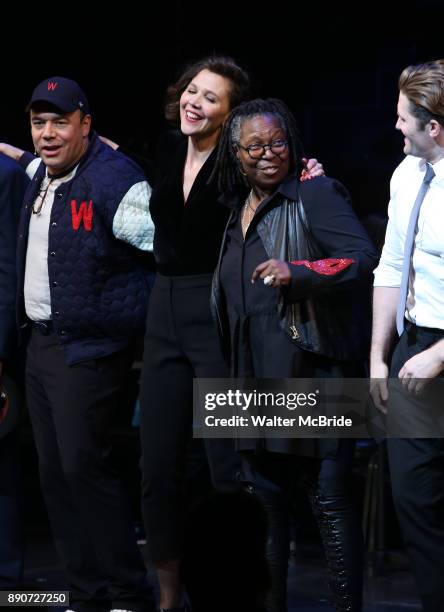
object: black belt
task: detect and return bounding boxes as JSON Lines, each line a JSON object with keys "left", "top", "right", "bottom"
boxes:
{"left": 31, "top": 320, "right": 54, "bottom": 335}
{"left": 405, "top": 320, "right": 444, "bottom": 337}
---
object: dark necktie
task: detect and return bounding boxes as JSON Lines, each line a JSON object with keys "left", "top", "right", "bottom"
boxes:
{"left": 396, "top": 163, "right": 435, "bottom": 335}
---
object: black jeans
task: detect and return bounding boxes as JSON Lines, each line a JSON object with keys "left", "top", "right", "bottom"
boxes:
{"left": 26, "top": 329, "right": 154, "bottom": 612}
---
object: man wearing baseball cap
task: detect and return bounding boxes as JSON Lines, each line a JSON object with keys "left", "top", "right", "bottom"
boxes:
{"left": 0, "top": 76, "right": 155, "bottom": 612}
{"left": 26, "top": 76, "right": 91, "bottom": 114}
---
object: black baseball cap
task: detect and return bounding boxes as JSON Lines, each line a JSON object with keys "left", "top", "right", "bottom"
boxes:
{"left": 27, "top": 76, "right": 91, "bottom": 114}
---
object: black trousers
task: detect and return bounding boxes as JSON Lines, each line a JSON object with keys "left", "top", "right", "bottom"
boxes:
{"left": 26, "top": 329, "right": 153, "bottom": 612}
{"left": 387, "top": 324, "right": 444, "bottom": 612}
{"left": 0, "top": 431, "right": 24, "bottom": 588}
{"left": 140, "top": 274, "right": 241, "bottom": 561}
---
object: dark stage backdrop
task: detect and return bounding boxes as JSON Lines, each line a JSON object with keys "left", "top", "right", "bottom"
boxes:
{"left": 5, "top": 0, "right": 443, "bottom": 560}
{"left": 2, "top": 1, "right": 443, "bottom": 218}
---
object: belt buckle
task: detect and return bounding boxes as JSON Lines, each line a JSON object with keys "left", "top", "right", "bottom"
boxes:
{"left": 34, "top": 321, "right": 52, "bottom": 335}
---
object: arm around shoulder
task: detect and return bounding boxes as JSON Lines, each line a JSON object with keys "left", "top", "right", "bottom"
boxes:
{"left": 0, "top": 143, "right": 26, "bottom": 163}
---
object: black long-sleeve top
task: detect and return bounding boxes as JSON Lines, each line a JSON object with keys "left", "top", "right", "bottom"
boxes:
{"left": 148, "top": 132, "right": 231, "bottom": 276}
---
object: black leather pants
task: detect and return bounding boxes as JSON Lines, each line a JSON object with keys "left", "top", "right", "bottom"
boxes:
{"left": 242, "top": 442, "right": 363, "bottom": 612}
{"left": 309, "top": 479, "right": 363, "bottom": 611}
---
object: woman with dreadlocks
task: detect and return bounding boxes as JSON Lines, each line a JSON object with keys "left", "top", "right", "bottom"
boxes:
{"left": 212, "top": 98, "right": 378, "bottom": 612}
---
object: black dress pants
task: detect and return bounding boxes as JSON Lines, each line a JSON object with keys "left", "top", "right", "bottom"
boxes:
{"left": 26, "top": 328, "right": 154, "bottom": 612}
{"left": 387, "top": 323, "right": 444, "bottom": 612}
{"left": 140, "top": 274, "right": 241, "bottom": 561}
{"left": 0, "top": 431, "right": 24, "bottom": 588}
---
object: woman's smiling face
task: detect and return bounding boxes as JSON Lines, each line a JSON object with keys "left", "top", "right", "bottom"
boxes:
{"left": 236, "top": 114, "right": 290, "bottom": 193}
{"left": 180, "top": 69, "right": 232, "bottom": 142}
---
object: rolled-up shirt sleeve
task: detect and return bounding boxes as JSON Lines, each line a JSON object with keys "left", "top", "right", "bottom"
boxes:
{"left": 373, "top": 167, "right": 404, "bottom": 287}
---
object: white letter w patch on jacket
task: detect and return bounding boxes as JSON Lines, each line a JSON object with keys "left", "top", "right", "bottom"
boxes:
{"left": 71, "top": 200, "right": 93, "bottom": 231}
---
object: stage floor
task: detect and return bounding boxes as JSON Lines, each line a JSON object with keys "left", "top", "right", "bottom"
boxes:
{"left": 22, "top": 531, "right": 421, "bottom": 611}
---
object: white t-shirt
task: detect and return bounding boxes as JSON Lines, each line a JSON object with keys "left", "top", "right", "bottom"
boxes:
{"left": 24, "top": 162, "right": 77, "bottom": 321}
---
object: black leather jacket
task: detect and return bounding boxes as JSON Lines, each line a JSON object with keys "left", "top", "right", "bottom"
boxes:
{"left": 211, "top": 175, "right": 378, "bottom": 363}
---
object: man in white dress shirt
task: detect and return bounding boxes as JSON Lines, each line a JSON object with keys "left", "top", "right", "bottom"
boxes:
{"left": 371, "top": 59, "right": 444, "bottom": 612}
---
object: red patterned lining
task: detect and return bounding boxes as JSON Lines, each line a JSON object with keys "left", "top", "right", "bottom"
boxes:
{"left": 289, "top": 258, "right": 354, "bottom": 275}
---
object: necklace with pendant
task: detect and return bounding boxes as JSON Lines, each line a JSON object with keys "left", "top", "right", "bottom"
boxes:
{"left": 32, "top": 177, "right": 54, "bottom": 215}
{"left": 241, "top": 190, "right": 258, "bottom": 236}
